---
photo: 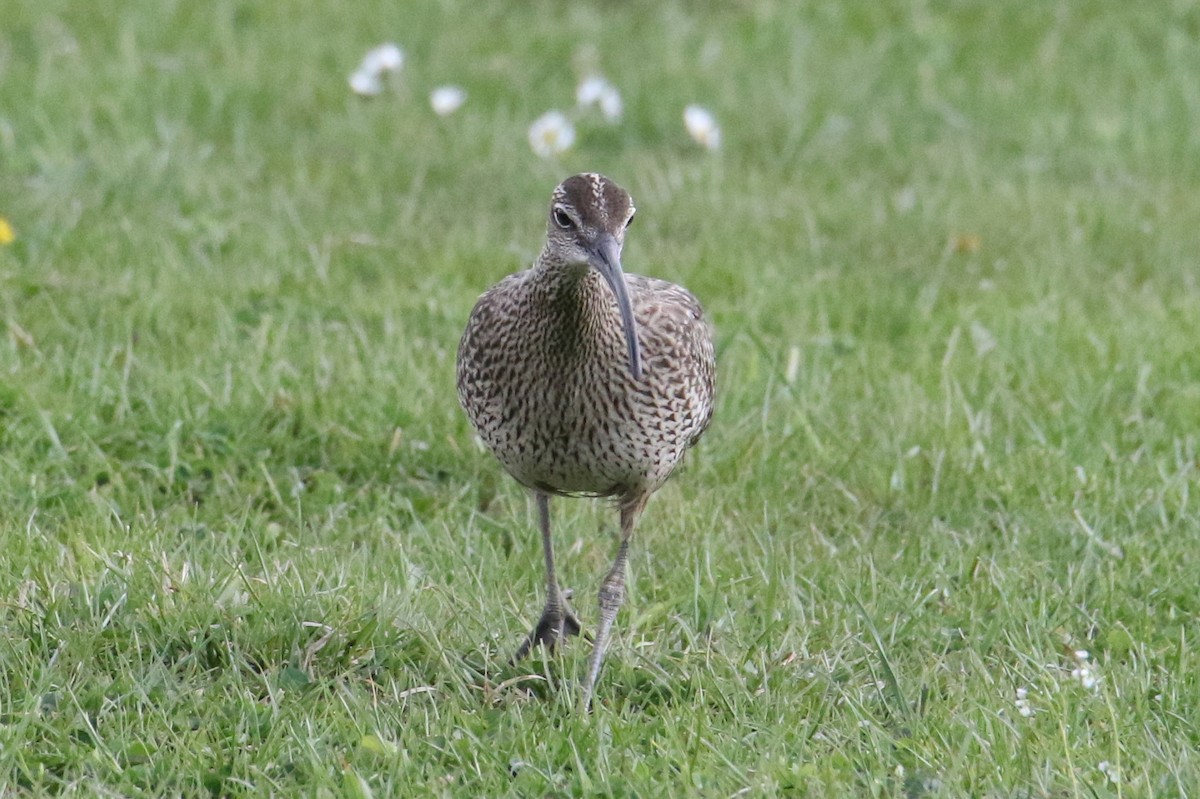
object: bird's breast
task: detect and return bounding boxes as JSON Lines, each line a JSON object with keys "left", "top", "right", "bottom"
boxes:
{"left": 457, "top": 271, "right": 714, "bottom": 497}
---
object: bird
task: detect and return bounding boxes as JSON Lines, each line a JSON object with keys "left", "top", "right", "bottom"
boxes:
{"left": 456, "top": 172, "right": 715, "bottom": 706}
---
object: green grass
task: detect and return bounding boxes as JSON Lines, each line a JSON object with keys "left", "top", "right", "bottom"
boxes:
{"left": 3, "top": 0, "right": 1199, "bottom": 795}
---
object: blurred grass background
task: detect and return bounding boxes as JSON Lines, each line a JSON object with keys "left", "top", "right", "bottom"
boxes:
{"left": 2, "top": 0, "right": 1199, "bottom": 795}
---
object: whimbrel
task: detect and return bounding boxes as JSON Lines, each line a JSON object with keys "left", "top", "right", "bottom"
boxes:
{"left": 457, "top": 173, "right": 715, "bottom": 706}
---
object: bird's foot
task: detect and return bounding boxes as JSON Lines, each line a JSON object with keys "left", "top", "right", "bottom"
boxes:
{"left": 529, "top": 607, "right": 583, "bottom": 650}
{"left": 511, "top": 592, "right": 583, "bottom": 664}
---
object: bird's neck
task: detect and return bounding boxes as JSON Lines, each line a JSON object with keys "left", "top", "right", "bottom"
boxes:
{"left": 531, "top": 252, "right": 618, "bottom": 353}
{"left": 532, "top": 251, "right": 608, "bottom": 309}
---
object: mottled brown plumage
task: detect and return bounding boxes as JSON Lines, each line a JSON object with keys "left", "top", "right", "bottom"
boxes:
{"left": 457, "top": 173, "right": 715, "bottom": 706}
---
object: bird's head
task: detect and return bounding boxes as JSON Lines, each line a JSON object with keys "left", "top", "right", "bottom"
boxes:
{"left": 545, "top": 172, "right": 641, "bottom": 379}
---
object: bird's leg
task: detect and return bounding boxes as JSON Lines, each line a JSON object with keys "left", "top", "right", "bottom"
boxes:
{"left": 512, "top": 492, "right": 581, "bottom": 663}
{"left": 581, "top": 494, "right": 647, "bottom": 708}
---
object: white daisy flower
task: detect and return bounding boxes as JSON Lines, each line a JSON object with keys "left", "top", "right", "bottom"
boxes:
{"left": 430, "top": 86, "right": 467, "bottom": 116}
{"left": 576, "top": 76, "right": 609, "bottom": 107}
{"left": 1012, "top": 686, "right": 1034, "bottom": 717}
{"left": 349, "top": 43, "right": 404, "bottom": 96}
{"left": 349, "top": 69, "right": 384, "bottom": 97}
{"left": 362, "top": 42, "right": 404, "bottom": 74}
{"left": 1071, "top": 666, "right": 1100, "bottom": 691}
{"left": 576, "top": 76, "right": 623, "bottom": 122}
{"left": 598, "top": 85, "right": 623, "bottom": 122}
{"left": 528, "top": 111, "right": 576, "bottom": 158}
{"left": 683, "top": 104, "right": 721, "bottom": 150}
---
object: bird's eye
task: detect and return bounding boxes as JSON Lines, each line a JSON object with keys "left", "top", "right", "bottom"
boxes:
{"left": 553, "top": 208, "right": 574, "bottom": 229}
{"left": 624, "top": 212, "right": 635, "bottom": 229}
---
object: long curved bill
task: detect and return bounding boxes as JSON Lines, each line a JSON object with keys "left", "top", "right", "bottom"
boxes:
{"left": 588, "top": 233, "right": 643, "bottom": 380}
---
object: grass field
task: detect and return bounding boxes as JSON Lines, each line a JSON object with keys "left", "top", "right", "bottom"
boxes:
{"left": 3, "top": 0, "right": 1200, "bottom": 795}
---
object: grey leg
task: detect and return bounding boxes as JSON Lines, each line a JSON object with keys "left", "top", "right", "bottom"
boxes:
{"left": 581, "top": 495, "right": 646, "bottom": 708}
{"left": 511, "top": 492, "right": 581, "bottom": 663}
